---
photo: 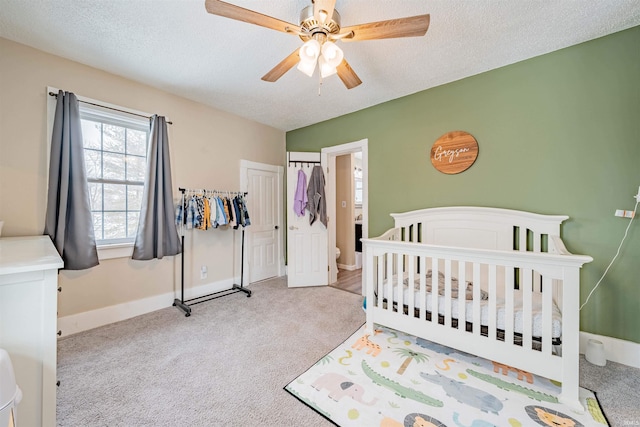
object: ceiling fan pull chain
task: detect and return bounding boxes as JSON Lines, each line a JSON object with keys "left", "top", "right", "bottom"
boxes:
{"left": 318, "top": 73, "right": 323, "bottom": 96}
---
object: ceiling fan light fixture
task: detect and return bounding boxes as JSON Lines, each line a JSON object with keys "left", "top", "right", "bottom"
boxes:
{"left": 319, "top": 55, "right": 337, "bottom": 78}
{"left": 321, "top": 41, "right": 343, "bottom": 68}
{"left": 296, "top": 58, "right": 317, "bottom": 77}
{"left": 299, "top": 39, "right": 321, "bottom": 63}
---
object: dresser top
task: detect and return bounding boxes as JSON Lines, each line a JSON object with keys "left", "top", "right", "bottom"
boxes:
{"left": 0, "top": 236, "right": 64, "bottom": 275}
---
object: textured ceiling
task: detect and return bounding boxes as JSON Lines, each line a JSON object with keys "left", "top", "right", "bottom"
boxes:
{"left": 1, "top": 1, "right": 639, "bottom": 131}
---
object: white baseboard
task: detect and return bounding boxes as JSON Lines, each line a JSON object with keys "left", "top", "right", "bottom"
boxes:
{"left": 337, "top": 263, "right": 358, "bottom": 271}
{"left": 58, "top": 277, "right": 241, "bottom": 337}
{"left": 579, "top": 331, "right": 640, "bottom": 369}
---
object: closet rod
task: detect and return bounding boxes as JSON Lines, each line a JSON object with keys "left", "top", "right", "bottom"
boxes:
{"left": 179, "top": 187, "right": 247, "bottom": 195}
{"left": 48, "top": 91, "right": 173, "bottom": 125}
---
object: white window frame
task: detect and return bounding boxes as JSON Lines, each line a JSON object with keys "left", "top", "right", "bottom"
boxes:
{"left": 46, "top": 87, "right": 153, "bottom": 260}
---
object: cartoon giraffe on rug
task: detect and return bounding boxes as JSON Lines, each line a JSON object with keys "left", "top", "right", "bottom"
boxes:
{"left": 492, "top": 361, "right": 534, "bottom": 384}
{"left": 351, "top": 334, "right": 381, "bottom": 357}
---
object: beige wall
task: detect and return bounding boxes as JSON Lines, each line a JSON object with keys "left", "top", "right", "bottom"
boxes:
{"left": 0, "top": 38, "right": 286, "bottom": 317}
{"left": 335, "top": 154, "right": 354, "bottom": 266}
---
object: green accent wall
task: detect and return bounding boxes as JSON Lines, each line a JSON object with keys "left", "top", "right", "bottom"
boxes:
{"left": 286, "top": 26, "right": 640, "bottom": 343}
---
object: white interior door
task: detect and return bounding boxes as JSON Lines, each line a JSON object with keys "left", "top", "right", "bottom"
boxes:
{"left": 241, "top": 161, "right": 283, "bottom": 283}
{"left": 287, "top": 152, "right": 328, "bottom": 288}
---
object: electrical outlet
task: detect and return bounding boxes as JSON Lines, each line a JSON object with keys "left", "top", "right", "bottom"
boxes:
{"left": 200, "top": 265, "right": 208, "bottom": 279}
{"left": 615, "top": 209, "right": 635, "bottom": 218}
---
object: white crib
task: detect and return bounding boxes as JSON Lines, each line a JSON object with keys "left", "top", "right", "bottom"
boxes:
{"left": 362, "top": 206, "right": 592, "bottom": 411}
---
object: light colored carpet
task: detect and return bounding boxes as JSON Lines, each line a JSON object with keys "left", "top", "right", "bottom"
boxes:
{"left": 57, "top": 276, "right": 640, "bottom": 426}
{"left": 57, "top": 277, "right": 364, "bottom": 426}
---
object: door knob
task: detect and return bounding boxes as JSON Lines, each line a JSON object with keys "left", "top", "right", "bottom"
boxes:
{"left": 275, "top": 225, "right": 279, "bottom": 230}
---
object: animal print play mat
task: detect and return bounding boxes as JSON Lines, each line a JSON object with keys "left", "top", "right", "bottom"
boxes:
{"left": 285, "top": 325, "right": 607, "bottom": 426}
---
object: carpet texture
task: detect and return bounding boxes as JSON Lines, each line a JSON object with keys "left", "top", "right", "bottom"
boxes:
{"left": 286, "top": 325, "right": 608, "bottom": 426}
{"left": 57, "top": 277, "right": 365, "bottom": 426}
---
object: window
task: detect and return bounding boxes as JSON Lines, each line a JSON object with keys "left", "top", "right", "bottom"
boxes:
{"left": 80, "top": 105, "right": 149, "bottom": 246}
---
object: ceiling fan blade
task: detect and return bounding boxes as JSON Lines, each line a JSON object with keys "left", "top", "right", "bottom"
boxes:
{"left": 261, "top": 49, "right": 300, "bottom": 82}
{"left": 313, "top": 0, "right": 336, "bottom": 25}
{"left": 336, "top": 59, "right": 362, "bottom": 89}
{"left": 340, "top": 14, "right": 430, "bottom": 42}
{"left": 205, "top": 0, "right": 301, "bottom": 34}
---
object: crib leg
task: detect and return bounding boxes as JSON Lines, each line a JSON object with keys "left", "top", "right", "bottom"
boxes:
{"left": 365, "top": 310, "right": 375, "bottom": 335}
{"left": 560, "top": 271, "right": 584, "bottom": 413}
{"left": 559, "top": 393, "right": 584, "bottom": 414}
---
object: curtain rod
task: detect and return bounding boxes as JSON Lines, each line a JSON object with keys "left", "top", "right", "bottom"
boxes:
{"left": 48, "top": 91, "right": 173, "bottom": 125}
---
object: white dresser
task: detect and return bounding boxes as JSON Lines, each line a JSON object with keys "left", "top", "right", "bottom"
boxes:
{"left": 0, "top": 236, "right": 63, "bottom": 427}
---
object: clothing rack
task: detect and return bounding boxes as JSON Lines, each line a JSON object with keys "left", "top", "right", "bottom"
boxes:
{"left": 173, "top": 187, "right": 251, "bottom": 317}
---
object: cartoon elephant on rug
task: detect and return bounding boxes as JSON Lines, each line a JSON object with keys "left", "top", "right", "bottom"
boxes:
{"left": 311, "top": 372, "right": 378, "bottom": 406}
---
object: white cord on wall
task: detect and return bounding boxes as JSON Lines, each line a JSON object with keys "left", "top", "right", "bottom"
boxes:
{"left": 579, "top": 195, "right": 639, "bottom": 311}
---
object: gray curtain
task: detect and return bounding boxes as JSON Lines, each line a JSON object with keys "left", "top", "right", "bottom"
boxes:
{"left": 132, "top": 115, "right": 182, "bottom": 260}
{"left": 44, "top": 90, "right": 99, "bottom": 270}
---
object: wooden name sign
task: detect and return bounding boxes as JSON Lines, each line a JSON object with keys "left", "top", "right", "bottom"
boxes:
{"left": 430, "top": 131, "right": 479, "bottom": 174}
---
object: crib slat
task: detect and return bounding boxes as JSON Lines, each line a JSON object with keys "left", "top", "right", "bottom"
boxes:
{"left": 386, "top": 252, "right": 393, "bottom": 312}
{"left": 533, "top": 231, "right": 541, "bottom": 252}
{"left": 519, "top": 227, "right": 527, "bottom": 252}
{"left": 472, "top": 262, "right": 481, "bottom": 336}
{"left": 419, "top": 256, "right": 427, "bottom": 321}
{"left": 542, "top": 276, "right": 553, "bottom": 355}
{"left": 377, "top": 253, "right": 384, "bottom": 309}
{"left": 488, "top": 264, "right": 497, "bottom": 341}
{"left": 533, "top": 231, "right": 542, "bottom": 292}
{"left": 407, "top": 255, "right": 415, "bottom": 316}
{"left": 444, "top": 259, "right": 452, "bottom": 327}
{"left": 432, "top": 258, "right": 439, "bottom": 324}
{"left": 397, "top": 253, "right": 404, "bottom": 311}
{"left": 523, "top": 268, "right": 533, "bottom": 349}
{"left": 505, "top": 267, "right": 515, "bottom": 345}
{"left": 458, "top": 261, "right": 466, "bottom": 330}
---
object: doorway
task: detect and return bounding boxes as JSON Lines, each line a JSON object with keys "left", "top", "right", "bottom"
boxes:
{"left": 321, "top": 139, "right": 368, "bottom": 295}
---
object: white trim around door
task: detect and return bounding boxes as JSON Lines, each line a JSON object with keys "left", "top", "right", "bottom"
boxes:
{"left": 321, "top": 139, "right": 368, "bottom": 294}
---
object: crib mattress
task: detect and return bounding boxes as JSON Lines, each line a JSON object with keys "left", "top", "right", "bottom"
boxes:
{"left": 380, "top": 284, "right": 562, "bottom": 339}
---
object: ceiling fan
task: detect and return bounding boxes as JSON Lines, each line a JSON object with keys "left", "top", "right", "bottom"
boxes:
{"left": 204, "top": 0, "right": 430, "bottom": 89}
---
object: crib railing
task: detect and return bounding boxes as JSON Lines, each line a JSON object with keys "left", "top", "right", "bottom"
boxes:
{"left": 362, "top": 229, "right": 592, "bottom": 409}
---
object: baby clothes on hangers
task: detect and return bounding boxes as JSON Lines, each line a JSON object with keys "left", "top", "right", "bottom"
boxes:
{"left": 198, "top": 197, "right": 211, "bottom": 230}
{"left": 175, "top": 199, "right": 185, "bottom": 227}
{"left": 233, "top": 194, "right": 251, "bottom": 228}
{"left": 232, "top": 196, "right": 241, "bottom": 229}
{"left": 215, "top": 196, "right": 227, "bottom": 226}
{"left": 185, "top": 195, "right": 198, "bottom": 229}
{"left": 175, "top": 189, "right": 251, "bottom": 230}
{"left": 211, "top": 194, "right": 219, "bottom": 228}
{"left": 226, "top": 196, "right": 236, "bottom": 228}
